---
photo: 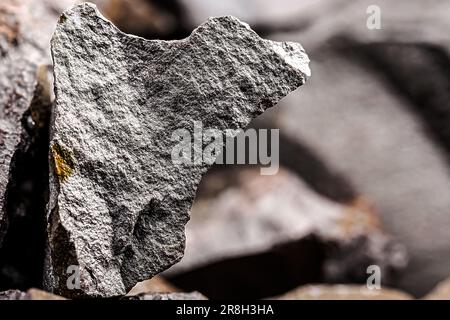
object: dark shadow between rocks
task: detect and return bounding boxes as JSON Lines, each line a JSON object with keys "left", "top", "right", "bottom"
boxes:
{"left": 0, "top": 67, "right": 52, "bottom": 291}
{"left": 168, "top": 235, "right": 326, "bottom": 299}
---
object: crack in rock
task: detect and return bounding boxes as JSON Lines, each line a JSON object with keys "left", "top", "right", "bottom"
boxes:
{"left": 46, "top": 2, "right": 310, "bottom": 297}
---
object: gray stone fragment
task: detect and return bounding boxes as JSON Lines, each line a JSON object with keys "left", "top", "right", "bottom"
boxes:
{"left": 47, "top": 3, "right": 309, "bottom": 298}
{"left": 125, "top": 291, "right": 207, "bottom": 300}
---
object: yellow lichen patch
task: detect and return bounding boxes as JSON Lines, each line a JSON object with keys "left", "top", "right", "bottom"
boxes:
{"left": 51, "top": 142, "right": 75, "bottom": 183}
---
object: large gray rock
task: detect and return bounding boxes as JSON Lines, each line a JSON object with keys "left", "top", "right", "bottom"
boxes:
{"left": 47, "top": 3, "right": 309, "bottom": 297}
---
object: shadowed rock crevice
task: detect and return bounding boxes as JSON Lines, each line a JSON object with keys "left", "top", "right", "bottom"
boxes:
{"left": 199, "top": 120, "right": 357, "bottom": 204}
{"left": 168, "top": 234, "right": 403, "bottom": 299}
{"left": 169, "top": 236, "right": 326, "bottom": 299}
{"left": 44, "top": 206, "right": 79, "bottom": 298}
{"left": 0, "top": 67, "right": 52, "bottom": 291}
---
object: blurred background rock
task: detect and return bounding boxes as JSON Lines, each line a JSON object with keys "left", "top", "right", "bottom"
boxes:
{"left": 1, "top": 0, "right": 449, "bottom": 299}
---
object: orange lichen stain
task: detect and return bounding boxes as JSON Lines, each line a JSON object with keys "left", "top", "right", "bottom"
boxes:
{"left": 51, "top": 142, "right": 75, "bottom": 183}
{"left": 339, "top": 196, "right": 381, "bottom": 236}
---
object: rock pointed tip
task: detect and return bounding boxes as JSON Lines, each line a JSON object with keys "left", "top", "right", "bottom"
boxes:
{"left": 51, "top": 2, "right": 115, "bottom": 52}
{"left": 272, "top": 41, "right": 311, "bottom": 79}
{"left": 192, "top": 15, "right": 253, "bottom": 38}
{"left": 198, "top": 15, "right": 311, "bottom": 80}
{"left": 65, "top": 1, "right": 99, "bottom": 15}
{"left": 53, "top": 2, "right": 94, "bottom": 36}
{"left": 55, "top": 2, "right": 102, "bottom": 28}
{"left": 206, "top": 15, "right": 249, "bottom": 26}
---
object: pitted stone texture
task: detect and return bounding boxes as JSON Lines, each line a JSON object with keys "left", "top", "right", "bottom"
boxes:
{"left": 47, "top": 3, "right": 309, "bottom": 297}
{"left": 125, "top": 291, "right": 207, "bottom": 300}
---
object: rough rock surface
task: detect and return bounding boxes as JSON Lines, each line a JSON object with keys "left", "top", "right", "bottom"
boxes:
{"left": 47, "top": 3, "right": 309, "bottom": 298}
{"left": 0, "top": 288, "right": 65, "bottom": 300}
{"left": 125, "top": 291, "right": 207, "bottom": 300}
